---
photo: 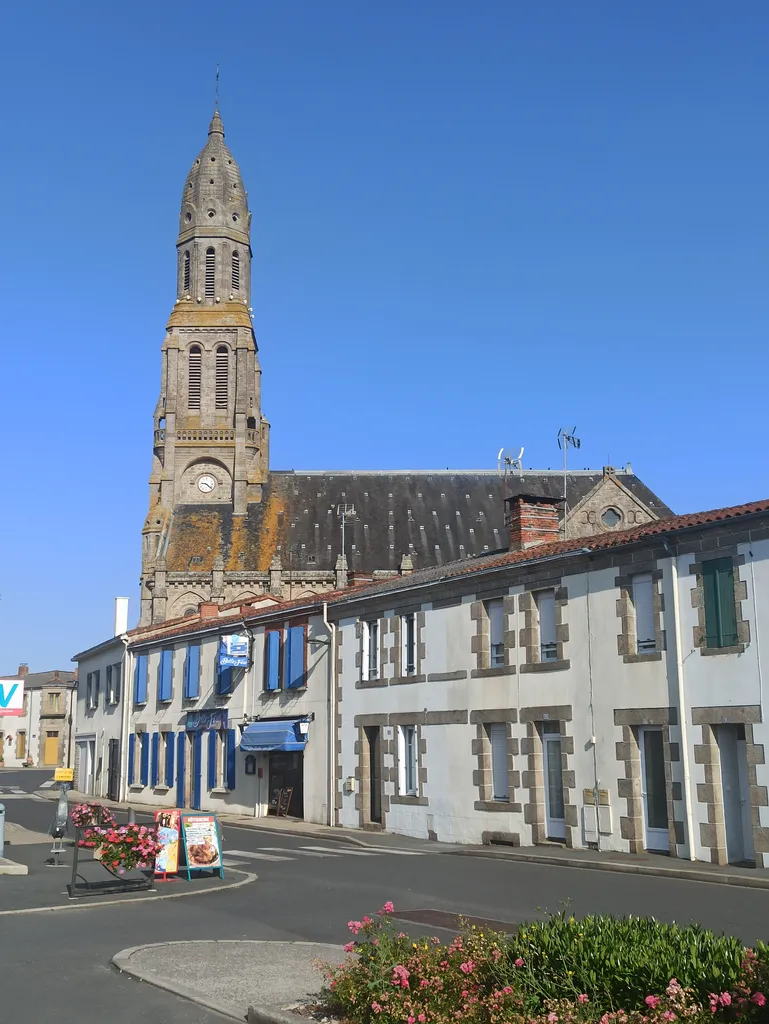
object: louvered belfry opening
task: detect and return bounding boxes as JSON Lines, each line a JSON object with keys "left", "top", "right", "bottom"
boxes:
{"left": 215, "top": 346, "right": 228, "bottom": 409}
{"left": 188, "top": 346, "right": 202, "bottom": 409}
{"left": 183, "top": 250, "right": 191, "bottom": 292}
{"left": 205, "top": 247, "right": 216, "bottom": 298}
{"left": 231, "top": 251, "right": 240, "bottom": 291}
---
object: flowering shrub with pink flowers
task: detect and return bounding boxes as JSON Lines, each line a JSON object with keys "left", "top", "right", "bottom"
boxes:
{"left": 79, "top": 823, "right": 162, "bottom": 874}
{"left": 319, "top": 905, "right": 769, "bottom": 1024}
{"left": 70, "top": 802, "right": 117, "bottom": 829}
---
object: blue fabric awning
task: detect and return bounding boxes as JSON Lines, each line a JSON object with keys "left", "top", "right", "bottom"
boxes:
{"left": 240, "top": 719, "right": 307, "bottom": 753}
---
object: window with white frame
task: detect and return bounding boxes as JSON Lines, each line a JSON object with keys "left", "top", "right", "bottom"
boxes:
{"left": 362, "top": 619, "right": 379, "bottom": 680}
{"left": 398, "top": 725, "right": 418, "bottom": 796}
{"left": 108, "top": 663, "right": 121, "bottom": 705}
{"left": 402, "top": 613, "right": 416, "bottom": 675}
{"left": 487, "top": 722, "right": 509, "bottom": 801}
{"left": 486, "top": 599, "right": 505, "bottom": 667}
{"left": 631, "top": 572, "right": 657, "bottom": 654}
{"left": 536, "top": 589, "right": 557, "bottom": 661}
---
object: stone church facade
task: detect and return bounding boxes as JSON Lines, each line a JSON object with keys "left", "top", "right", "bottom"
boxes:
{"left": 140, "top": 111, "right": 672, "bottom": 626}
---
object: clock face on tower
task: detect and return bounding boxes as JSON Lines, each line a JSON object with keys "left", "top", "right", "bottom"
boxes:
{"left": 197, "top": 474, "right": 216, "bottom": 494}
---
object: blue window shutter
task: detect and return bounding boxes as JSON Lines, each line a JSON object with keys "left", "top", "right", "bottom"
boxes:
{"left": 159, "top": 649, "right": 173, "bottom": 701}
{"left": 184, "top": 644, "right": 200, "bottom": 699}
{"left": 151, "top": 732, "right": 160, "bottom": 787}
{"left": 265, "top": 631, "right": 280, "bottom": 690}
{"left": 217, "top": 659, "right": 232, "bottom": 695}
{"left": 134, "top": 655, "right": 148, "bottom": 704}
{"left": 165, "top": 733, "right": 175, "bottom": 787}
{"left": 127, "top": 735, "right": 135, "bottom": 786}
{"left": 140, "top": 733, "right": 149, "bottom": 786}
{"left": 176, "top": 732, "right": 186, "bottom": 807}
{"left": 226, "top": 729, "right": 236, "bottom": 791}
{"left": 208, "top": 730, "right": 217, "bottom": 790}
{"left": 286, "top": 626, "right": 306, "bottom": 688}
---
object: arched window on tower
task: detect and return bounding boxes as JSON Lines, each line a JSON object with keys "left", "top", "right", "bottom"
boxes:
{"left": 183, "top": 250, "right": 191, "bottom": 293}
{"left": 231, "top": 251, "right": 240, "bottom": 291}
{"left": 188, "top": 346, "right": 202, "bottom": 409}
{"left": 205, "top": 247, "right": 216, "bottom": 299}
{"left": 215, "top": 347, "right": 228, "bottom": 409}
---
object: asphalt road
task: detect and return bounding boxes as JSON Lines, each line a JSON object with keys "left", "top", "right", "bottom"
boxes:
{"left": 3, "top": 768, "right": 769, "bottom": 1023}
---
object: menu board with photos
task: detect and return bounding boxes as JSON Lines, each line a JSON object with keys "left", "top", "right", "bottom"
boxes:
{"left": 179, "top": 814, "right": 224, "bottom": 879}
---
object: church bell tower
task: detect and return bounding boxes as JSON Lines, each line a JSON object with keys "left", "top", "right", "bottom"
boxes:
{"left": 140, "top": 109, "right": 270, "bottom": 624}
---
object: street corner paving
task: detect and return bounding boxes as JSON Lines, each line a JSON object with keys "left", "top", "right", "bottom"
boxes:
{"left": 3, "top": 6, "right": 769, "bottom": 1023}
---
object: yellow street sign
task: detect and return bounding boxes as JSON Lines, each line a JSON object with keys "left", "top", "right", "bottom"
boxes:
{"left": 54, "top": 767, "right": 74, "bottom": 782}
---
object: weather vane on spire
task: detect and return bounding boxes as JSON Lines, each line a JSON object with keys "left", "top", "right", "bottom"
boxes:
{"left": 215, "top": 64, "right": 220, "bottom": 109}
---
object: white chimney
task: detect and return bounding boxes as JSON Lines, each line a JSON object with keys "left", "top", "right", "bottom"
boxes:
{"left": 114, "top": 597, "right": 129, "bottom": 636}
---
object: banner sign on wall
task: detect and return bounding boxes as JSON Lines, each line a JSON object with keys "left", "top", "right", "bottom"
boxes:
{"left": 184, "top": 708, "right": 228, "bottom": 732}
{"left": 0, "top": 679, "right": 24, "bottom": 717}
{"left": 219, "top": 634, "right": 249, "bottom": 668}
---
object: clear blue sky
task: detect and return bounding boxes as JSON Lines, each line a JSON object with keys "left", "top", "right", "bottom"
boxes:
{"left": 1, "top": 2, "right": 767, "bottom": 671}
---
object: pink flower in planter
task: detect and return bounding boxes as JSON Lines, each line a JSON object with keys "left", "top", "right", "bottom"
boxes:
{"left": 548, "top": 1013, "right": 559, "bottom": 1023}
{"left": 645, "top": 997, "right": 661, "bottom": 1009}
{"left": 420, "top": 980, "right": 429, "bottom": 989}
{"left": 503, "top": 987, "right": 513, "bottom": 995}
{"left": 718, "top": 993, "right": 732, "bottom": 1007}
{"left": 371, "top": 1003, "right": 382, "bottom": 1014}
{"left": 343, "top": 942, "right": 355, "bottom": 953}
{"left": 348, "top": 921, "right": 363, "bottom": 934}
{"left": 380, "top": 901, "right": 395, "bottom": 914}
{"left": 578, "top": 995, "right": 590, "bottom": 1004}
{"left": 752, "top": 993, "right": 766, "bottom": 1007}
{"left": 460, "top": 961, "right": 475, "bottom": 974}
{"left": 514, "top": 958, "right": 525, "bottom": 968}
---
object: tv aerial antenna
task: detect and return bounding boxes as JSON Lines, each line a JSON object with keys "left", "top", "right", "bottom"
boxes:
{"left": 497, "top": 447, "right": 524, "bottom": 496}
{"left": 557, "top": 427, "right": 581, "bottom": 532}
{"left": 336, "top": 503, "right": 356, "bottom": 562}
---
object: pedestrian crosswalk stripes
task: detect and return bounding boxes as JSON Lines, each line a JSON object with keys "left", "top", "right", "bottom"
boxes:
{"left": 223, "top": 849, "right": 295, "bottom": 862}
{"left": 222, "top": 844, "right": 429, "bottom": 866}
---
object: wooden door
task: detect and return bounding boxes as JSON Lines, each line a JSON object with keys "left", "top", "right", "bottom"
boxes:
{"left": 44, "top": 731, "right": 59, "bottom": 765}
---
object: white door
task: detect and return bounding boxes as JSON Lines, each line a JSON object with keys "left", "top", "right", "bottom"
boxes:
{"left": 639, "top": 727, "right": 669, "bottom": 851}
{"left": 542, "top": 725, "right": 566, "bottom": 840}
{"left": 717, "top": 726, "right": 755, "bottom": 864}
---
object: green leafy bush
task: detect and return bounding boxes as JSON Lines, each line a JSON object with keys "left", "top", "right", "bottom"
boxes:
{"left": 505, "top": 911, "right": 747, "bottom": 1010}
{"left": 319, "top": 904, "right": 769, "bottom": 1024}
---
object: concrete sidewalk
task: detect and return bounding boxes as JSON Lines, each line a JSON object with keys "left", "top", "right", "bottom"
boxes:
{"left": 34, "top": 786, "right": 419, "bottom": 849}
{"left": 113, "top": 940, "right": 341, "bottom": 1023}
{"left": 448, "top": 842, "right": 769, "bottom": 889}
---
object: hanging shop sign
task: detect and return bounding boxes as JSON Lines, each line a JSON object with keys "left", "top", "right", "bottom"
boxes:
{"left": 184, "top": 708, "right": 229, "bottom": 732}
{"left": 0, "top": 679, "right": 24, "bottom": 717}
{"left": 154, "top": 809, "right": 181, "bottom": 877}
{"left": 219, "top": 634, "right": 249, "bottom": 668}
{"left": 179, "top": 814, "right": 224, "bottom": 880}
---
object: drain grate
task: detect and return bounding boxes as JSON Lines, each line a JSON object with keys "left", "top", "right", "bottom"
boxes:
{"left": 392, "top": 908, "right": 516, "bottom": 934}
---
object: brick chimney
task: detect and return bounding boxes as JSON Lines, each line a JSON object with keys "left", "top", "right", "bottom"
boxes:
{"left": 17, "top": 663, "right": 28, "bottom": 677}
{"left": 198, "top": 602, "right": 220, "bottom": 620}
{"left": 505, "top": 494, "right": 562, "bottom": 551}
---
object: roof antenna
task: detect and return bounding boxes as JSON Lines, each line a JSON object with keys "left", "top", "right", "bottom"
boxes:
{"left": 215, "top": 64, "right": 220, "bottom": 109}
{"left": 557, "top": 427, "right": 581, "bottom": 537}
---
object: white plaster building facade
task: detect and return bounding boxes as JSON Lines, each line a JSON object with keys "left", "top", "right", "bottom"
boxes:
{"left": 330, "top": 497, "right": 769, "bottom": 868}
{"left": 121, "top": 599, "right": 334, "bottom": 824}
{"left": 0, "top": 665, "right": 76, "bottom": 770}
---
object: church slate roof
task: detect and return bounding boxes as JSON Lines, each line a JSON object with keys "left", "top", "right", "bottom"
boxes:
{"left": 163, "top": 469, "right": 673, "bottom": 575}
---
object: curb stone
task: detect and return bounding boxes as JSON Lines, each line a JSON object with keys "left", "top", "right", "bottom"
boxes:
{"left": 112, "top": 940, "right": 340, "bottom": 1023}
{"left": 114, "top": 943, "right": 245, "bottom": 1021}
{"left": 447, "top": 849, "right": 769, "bottom": 889}
{"left": 248, "top": 1007, "right": 305, "bottom": 1024}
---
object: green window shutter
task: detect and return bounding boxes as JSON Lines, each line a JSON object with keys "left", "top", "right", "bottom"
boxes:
{"left": 702, "top": 557, "right": 737, "bottom": 648}
{"left": 716, "top": 560, "right": 738, "bottom": 646}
